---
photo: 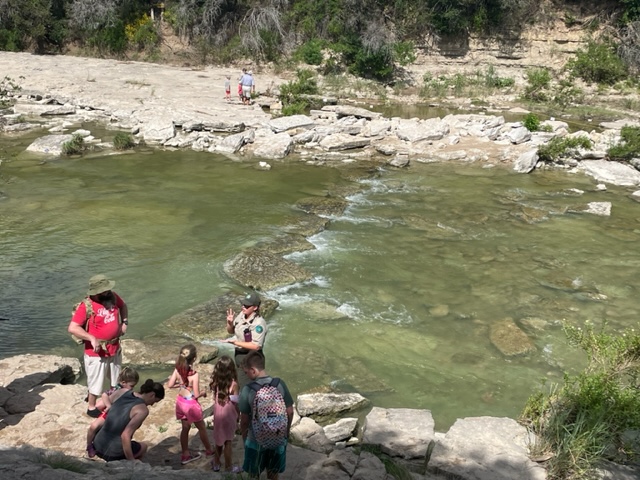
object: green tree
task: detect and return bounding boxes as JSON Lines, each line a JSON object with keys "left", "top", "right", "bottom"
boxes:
{"left": 0, "top": 0, "right": 67, "bottom": 52}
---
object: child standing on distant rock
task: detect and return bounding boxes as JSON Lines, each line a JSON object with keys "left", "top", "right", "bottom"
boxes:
{"left": 86, "top": 366, "right": 139, "bottom": 458}
{"left": 167, "top": 344, "right": 213, "bottom": 465}
{"left": 224, "top": 75, "right": 231, "bottom": 102}
{"left": 210, "top": 355, "right": 241, "bottom": 473}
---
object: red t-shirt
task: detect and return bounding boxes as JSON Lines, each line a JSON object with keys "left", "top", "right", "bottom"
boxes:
{"left": 71, "top": 293, "right": 125, "bottom": 357}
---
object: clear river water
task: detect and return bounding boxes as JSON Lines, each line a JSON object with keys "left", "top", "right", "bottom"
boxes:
{"left": 1, "top": 125, "right": 639, "bottom": 430}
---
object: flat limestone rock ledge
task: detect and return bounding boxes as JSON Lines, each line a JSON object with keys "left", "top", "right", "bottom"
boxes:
{"left": 579, "top": 159, "right": 640, "bottom": 186}
{"left": 429, "top": 416, "right": 547, "bottom": 480}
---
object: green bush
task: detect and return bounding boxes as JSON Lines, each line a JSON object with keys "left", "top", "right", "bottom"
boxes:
{"left": 523, "top": 113, "right": 540, "bottom": 132}
{"left": 297, "top": 39, "right": 324, "bottom": 65}
{"left": 608, "top": 126, "right": 640, "bottom": 160}
{"left": 523, "top": 67, "right": 551, "bottom": 102}
{"left": 113, "top": 132, "right": 135, "bottom": 150}
{"left": 88, "top": 21, "right": 128, "bottom": 55}
{"left": 568, "top": 41, "right": 628, "bottom": 85}
{"left": 393, "top": 41, "right": 416, "bottom": 66}
{"left": 521, "top": 322, "right": 640, "bottom": 479}
{"left": 278, "top": 69, "right": 320, "bottom": 116}
{"left": 483, "top": 65, "right": 515, "bottom": 88}
{"left": 537, "top": 136, "right": 592, "bottom": 162}
{"left": 552, "top": 79, "right": 584, "bottom": 110}
{"left": 62, "top": 134, "right": 85, "bottom": 156}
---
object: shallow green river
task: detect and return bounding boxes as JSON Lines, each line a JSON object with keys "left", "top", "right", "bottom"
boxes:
{"left": 1, "top": 126, "right": 639, "bottom": 430}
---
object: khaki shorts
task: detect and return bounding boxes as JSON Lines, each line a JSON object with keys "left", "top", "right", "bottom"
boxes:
{"left": 85, "top": 350, "right": 121, "bottom": 396}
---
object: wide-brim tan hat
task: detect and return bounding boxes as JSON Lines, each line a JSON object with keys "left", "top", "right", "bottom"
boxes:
{"left": 88, "top": 274, "right": 116, "bottom": 295}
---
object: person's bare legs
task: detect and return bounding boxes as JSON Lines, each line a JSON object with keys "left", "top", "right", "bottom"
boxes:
{"left": 213, "top": 445, "right": 223, "bottom": 469}
{"left": 194, "top": 420, "right": 212, "bottom": 453}
{"left": 223, "top": 439, "right": 232, "bottom": 470}
{"left": 180, "top": 420, "right": 191, "bottom": 456}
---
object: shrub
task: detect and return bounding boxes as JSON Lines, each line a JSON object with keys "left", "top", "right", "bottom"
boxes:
{"left": 608, "top": 126, "right": 640, "bottom": 160}
{"left": 537, "top": 136, "right": 592, "bottom": 162}
{"left": 62, "top": 134, "right": 85, "bottom": 156}
{"left": 0, "top": 76, "right": 22, "bottom": 106}
{"left": 278, "top": 69, "right": 320, "bottom": 116}
{"left": 87, "top": 21, "right": 128, "bottom": 54}
{"left": 125, "top": 14, "right": 159, "bottom": 51}
{"left": 297, "top": 39, "right": 324, "bottom": 65}
{"left": 552, "top": 79, "right": 584, "bottom": 110}
{"left": 523, "top": 67, "right": 551, "bottom": 102}
{"left": 568, "top": 41, "right": 628, "bottom": 85}
{"left": 521, "top": 322, "right": 640, "bottom": 479}
{"left": 393, "top": 41, "right": 416, "bottom": 66}
{"left": 523, "top": 113, "right": 540, "bottom": 132}
{"left": 113, "top": 132, "right": 135, "bottom": 150}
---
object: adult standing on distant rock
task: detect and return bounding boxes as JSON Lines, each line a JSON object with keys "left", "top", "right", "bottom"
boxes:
{"left": 93, "top": 379, "right": 165, "bottom": 461}
{"left": 240, "top": 70, "right": 254, "bottom": 105}
{"left": 223, "top": 291, "right": 267, "bottom": 388}
{"left": 68, "top": 274, "right": 128, "bottom": 418}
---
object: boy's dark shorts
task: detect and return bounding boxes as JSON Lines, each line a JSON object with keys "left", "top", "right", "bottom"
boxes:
{"left": 97, "top": 441, "right": 142, "bottom": 461}
{"left": 243, "top": 445, "right": 286, "bottom": 475}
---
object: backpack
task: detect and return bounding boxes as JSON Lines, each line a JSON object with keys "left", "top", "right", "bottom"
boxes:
{"left": 70, "top": 297, "right": 94, "bottom": 345}
{"left": 249, "top": 378, "right": 288, "bottom": 449}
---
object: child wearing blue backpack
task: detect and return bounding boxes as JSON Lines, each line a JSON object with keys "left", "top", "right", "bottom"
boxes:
{"left": 239, "top": 351, "right": 294, "bottom": 480}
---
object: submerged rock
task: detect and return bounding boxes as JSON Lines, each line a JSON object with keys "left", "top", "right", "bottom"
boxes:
{"left": 224, "top": 248, "right": 312, "bottom": 290}
{"left": 161, "top": 291, "right": 278, "bottom": 342}
{"left": 295, "top": 196, "right": 349, "bottom": 216}
{"left": 489, "top": 317, "right": 536, "bottom": 357}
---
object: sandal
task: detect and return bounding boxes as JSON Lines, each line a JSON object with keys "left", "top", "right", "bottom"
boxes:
{"left": 180, "top": 452, "right": 202, "bottom": 465}
{"left": 226, "top": 465, "right": 243, "bottom": 474}
{"left": 211, "top": 461, "right": 221, "bottom": 472}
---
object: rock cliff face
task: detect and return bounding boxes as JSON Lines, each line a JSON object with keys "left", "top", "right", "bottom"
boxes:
{"left": 413, "top": 19, "right": 589, "bottom": 81}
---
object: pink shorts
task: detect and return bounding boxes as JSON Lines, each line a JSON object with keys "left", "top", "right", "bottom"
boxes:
{"left": 176, "top": 395, "right": 204, "bottom": 423}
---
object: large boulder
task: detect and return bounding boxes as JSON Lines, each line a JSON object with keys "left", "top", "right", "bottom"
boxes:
{"left": 579, "top": 160, "right": 640, "bottom": 186}
{"left": 296, "top": 393, "right": 369, "bottom": 418}
{"left": 25, "top": 134, "right": 73, "bottom": 156}
{"left": 253, "top": 132, "right": 294, "bottom": 159}
{"left": 363, "top": 407, "right": 435, "bottom": 459}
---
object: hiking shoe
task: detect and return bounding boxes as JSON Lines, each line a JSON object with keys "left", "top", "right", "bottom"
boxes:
{"left": 86, "top": 408, "right": 101, "bottom": 418}
{"left": 180, "top": 452, "right": 202, "bottom": 465}
{"left": 86, "top": 443, "right": 96, "bottom": 458}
